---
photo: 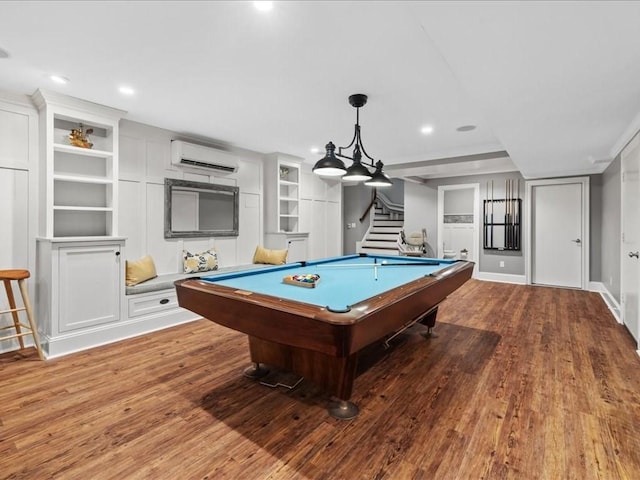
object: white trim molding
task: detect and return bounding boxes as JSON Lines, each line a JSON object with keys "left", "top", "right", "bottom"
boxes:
{"left": 475, "top": 272, "right": 526, "bottom": 285}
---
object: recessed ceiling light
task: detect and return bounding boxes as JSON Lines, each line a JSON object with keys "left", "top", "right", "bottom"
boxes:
{"left": 254, "top": 1, "right": 273, "bottom": 12}
{"left": 420, "top": 125, "right": 434, "bottom": 135}
{"left": 456, "top": 125, "right": 477, "bottom": 132}
{"left": 50, "top": 75, "right": 70, "bottom": 84}
{"left": 118, "top": 86, "right": 135, "bottom": 96}
{"left": 310, "top": 146, "right": 320, "bottom": 154}
{"left": 0, "top": 48, "right": 9, "bottom": 59}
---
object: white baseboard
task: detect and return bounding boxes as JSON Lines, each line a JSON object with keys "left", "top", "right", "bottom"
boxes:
{"left": 590, "top": 281, "right": 622, "bottom": 324}
{"left": 474, "top": 272, "right": 526, "bottom": 284}
{"left": 41, "top": 308, "right": 200, "bottom": 359}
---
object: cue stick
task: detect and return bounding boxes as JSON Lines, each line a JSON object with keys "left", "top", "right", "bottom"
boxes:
{"left": 509, "top": 179, "right": 515, "bottom": 249}
{"left": 491, "top": 180, "right": 494, "bottom": 248}
{"left": 511, "top": 178, "right": 515, "bottom": 248}
{"left": 315, "top": 261, "right": 441, "bottom": 268}
{"left": 505, "top": 179, "right": 509, "bottom": 249}
{"left": 507, "top": 178, "right": 511, "bottom": 249}
{"left": 485, "top": 181, "right": 488, "bottom": 248}
{"left": 515, "top": 178, "right": 520, "bottom": 249}
{"left": 509, "top": 178, "right": 513, "bottom": 248}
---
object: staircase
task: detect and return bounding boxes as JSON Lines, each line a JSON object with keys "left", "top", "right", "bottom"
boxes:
{"left": 359, "top": 204, "right": 403, "bottom": 256}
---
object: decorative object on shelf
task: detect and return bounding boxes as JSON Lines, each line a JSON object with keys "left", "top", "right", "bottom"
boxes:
{"left": 312, "top": 94, "right": 392, "bottom": 187}
{"left": 68, "top": 123, "right": 93, "bottom": 149}
{"left": 483, "top": 179, "right": 521, "bottom": 251}
{"left": 279, "top": 166, "right": 290, "bottom": 179}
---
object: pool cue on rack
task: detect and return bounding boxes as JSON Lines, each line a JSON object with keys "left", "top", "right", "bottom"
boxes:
{"left": 505, "top": 179, "right": 508, "bottom": 249}
{"left": 485, "top": 182, "right": 488, "bottom": 248}
{"left": 491, "top": 180, "right": 494, "bottom": 248}
{"left": 512, "top": 179, "right": 515, "bottom": 248}
{"left": 515, "top": 178, "right": 519, "bottom": 249}
{"left": 507, "top": 179, "right": 511, "bottom": 249}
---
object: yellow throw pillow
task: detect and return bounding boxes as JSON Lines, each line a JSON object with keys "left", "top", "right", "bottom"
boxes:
{"left": 253, "top": 245, "right": 288, "bottom": 265}
{"left": 126, "top": 255, "right": 158, "bottom": 286}
{"left": 183, "top": 248, "right": 219, "bottom": 273}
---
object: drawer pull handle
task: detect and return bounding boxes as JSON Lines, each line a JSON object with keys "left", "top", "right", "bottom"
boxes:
{"left": 159, "top": 298, "right": 170, "bottom": 305}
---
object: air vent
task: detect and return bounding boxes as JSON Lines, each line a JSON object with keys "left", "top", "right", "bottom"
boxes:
{"left": 179, "top": 158, "right": 237, "bottom": 173}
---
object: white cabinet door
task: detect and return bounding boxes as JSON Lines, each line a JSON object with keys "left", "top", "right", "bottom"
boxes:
{"left": 287, "top": 237, "right": 308, "bottom": 263}
{"left": 326, "top": 201, "right": 342, "bottom": 257}
{"left": 310, "top": 200, "right": 326, "bottom": 260}
{"left": 59, "top": 244, "right": 121, "bottom": 332}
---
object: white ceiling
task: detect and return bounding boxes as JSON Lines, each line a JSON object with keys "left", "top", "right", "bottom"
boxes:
{"left": 1, "top": 1, "right": 640, "bottom": 181}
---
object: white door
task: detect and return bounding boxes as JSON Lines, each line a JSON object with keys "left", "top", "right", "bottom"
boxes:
{"left": 529, "top": 179, "right": 587, "bottom": 289}
{"left": 621, "top": 135, "right": 640, "bottom": 344}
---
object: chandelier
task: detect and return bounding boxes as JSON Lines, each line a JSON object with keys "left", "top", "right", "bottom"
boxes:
{"left": 312, "top": 94, "right": 393, "bottom": 187}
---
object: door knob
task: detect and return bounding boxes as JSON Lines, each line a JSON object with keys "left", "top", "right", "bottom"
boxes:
{"left": 571, "top": 239, "right": 581, "bottom": 244}
{"left": 629, "top": 251, "right": 639, "bottom": 259}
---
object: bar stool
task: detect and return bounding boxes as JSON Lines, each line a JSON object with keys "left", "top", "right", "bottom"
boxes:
{"left": 0, "top": 269, "right": 44, "bottom": 360}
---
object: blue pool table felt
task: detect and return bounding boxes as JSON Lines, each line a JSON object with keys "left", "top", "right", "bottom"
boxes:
{"left": 201, "top": 254, "right": 456, "bottom": 312}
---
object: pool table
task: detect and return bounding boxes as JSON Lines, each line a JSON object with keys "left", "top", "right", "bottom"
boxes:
{"left": 175, "top": 254, "right": 473, "bottom": 419}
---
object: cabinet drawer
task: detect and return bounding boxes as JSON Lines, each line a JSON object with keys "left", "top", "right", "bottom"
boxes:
{"left": 128, "top": 290, "right": 179, "bottom": 318}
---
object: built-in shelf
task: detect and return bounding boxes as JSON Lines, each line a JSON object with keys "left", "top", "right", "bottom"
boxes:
{"left": 53, "top": 143, "right": 113, "bottom": 158}
{"left": 53, "top": 174, "right": 114, "bottom": 184}
{"left": 33, "top": 89, "right": 125, "bottom": 238}
{"left": 53, "top": 206, "right": 113, "bottom": 212}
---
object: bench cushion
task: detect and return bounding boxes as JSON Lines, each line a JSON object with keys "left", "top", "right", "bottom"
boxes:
{"left": 125, "top": 263, "right": 272, "bottom": 295}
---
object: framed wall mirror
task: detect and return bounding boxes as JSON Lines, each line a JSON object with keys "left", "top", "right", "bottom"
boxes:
{"left": 164, "top": 178, "right": 239, "bottom": 238}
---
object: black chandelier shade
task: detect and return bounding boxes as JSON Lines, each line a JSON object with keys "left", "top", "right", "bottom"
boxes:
{"left": 312, "top": 94, "right": 392, "bottom": 187}
{"left": 312, "top": 142, "right": 347, "bottom": 177}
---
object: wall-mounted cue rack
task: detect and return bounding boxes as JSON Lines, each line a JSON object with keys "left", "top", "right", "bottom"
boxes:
{"left": 484, "top": 179, "right": 521, "bottom": 251}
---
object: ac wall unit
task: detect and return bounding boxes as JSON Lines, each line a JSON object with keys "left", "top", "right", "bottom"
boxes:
{"left": 171, "top": 140, "right": 239, "bottom": 174}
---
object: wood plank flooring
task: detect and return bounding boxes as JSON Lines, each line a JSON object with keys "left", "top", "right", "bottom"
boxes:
{"left": 2, "top": 280, "right": 640, "bottom": 479}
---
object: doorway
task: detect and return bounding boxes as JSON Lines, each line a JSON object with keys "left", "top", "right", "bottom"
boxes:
{"left": 437, "top": 184, "right": 479, "bottom": 273}
{"left": 526, "top": 177, "right": 589, "bottom": 289}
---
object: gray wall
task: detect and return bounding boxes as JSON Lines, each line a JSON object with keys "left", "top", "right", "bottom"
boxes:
{"left": 600, "top": 156, "right": 621, "bottom": 300}
{"left": 589, "top": 174, "right": 603, "bottom": 283}
{"left": 404, "top": 181, "right": 437, "bottom": 256}
{"left": 343, "top": 184, "right": 376, "bottom": 254}
{"left": 344, "top": 168, "right": 616, "bottom": 284}
{"left": 383, "top": 180, "right": 405, "bottom": 205}
{"left": 423, "top": 172, "right": 526, "bottom": 275}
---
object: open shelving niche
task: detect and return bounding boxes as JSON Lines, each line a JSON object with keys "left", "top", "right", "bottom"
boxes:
{"left": 263, "top": 153, "right": 309, "bottom": 263}
{"left": 33, "top": 89, "right": 125, "bottom": 239}
{"left": 278, "top": 164, "right": 300, "bottom": 233}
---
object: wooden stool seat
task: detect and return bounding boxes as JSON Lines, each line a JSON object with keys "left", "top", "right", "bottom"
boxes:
{"left": 0, "top": 269, "right": 30, "bottom": 281}
{"left": 0, "top": 268, "right": 44, "bottom": 360}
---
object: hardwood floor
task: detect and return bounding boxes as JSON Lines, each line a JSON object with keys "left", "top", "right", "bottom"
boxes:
{"left": 2, "top": 280, "right": 640, "bottom": 479}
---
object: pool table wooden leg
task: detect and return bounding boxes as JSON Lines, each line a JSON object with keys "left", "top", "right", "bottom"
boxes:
{"left": 246, "top": 336, "right": 361, "bottom": 419}
{"left": 419, "top": 305, "right": 440, "bottom": 338}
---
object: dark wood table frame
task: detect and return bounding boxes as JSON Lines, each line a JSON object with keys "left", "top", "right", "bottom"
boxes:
{"left": 175, "top": 260, "right": 474, "bottom": 419}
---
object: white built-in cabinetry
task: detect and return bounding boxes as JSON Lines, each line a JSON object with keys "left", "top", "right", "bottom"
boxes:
{"left": 32, "top": 90, "right": 127, "bottom": 357}
{"left": 263, "top": 153, "right": 309, "bottom": 262}
{"left": 300, "top": 166, "right": 343, "bottom": 260}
